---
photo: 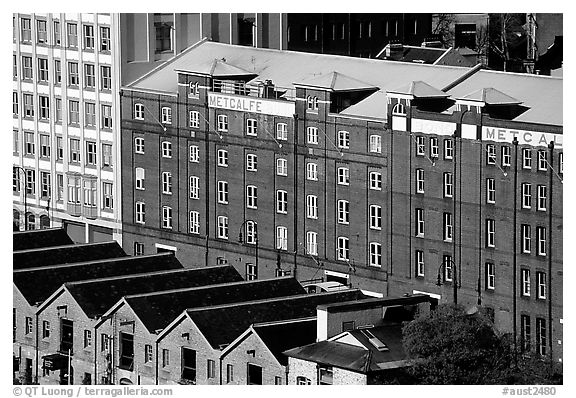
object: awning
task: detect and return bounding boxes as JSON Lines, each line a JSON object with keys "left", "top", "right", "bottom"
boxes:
{"left": 42, "top": 353, "right": 68, "bottom": 370}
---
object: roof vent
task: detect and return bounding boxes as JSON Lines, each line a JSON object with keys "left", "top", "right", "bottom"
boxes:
{"left": 360, "top": 329, "right": 389, "bottom": 352}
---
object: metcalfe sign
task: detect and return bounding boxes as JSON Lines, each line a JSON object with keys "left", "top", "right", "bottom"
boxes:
{"left": 483, "top": 126, "right": 563, "bottom": 148}
{"left": 208, "top": 93, "right": 295, "bottom": 117}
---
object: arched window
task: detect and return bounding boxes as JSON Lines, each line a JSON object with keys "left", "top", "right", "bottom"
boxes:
{"left": 306, "top": 96, "right": 314, "bottom": 110}
{"left": 40, "top": 214, "right": 50, "bottom": 229}
{"left": 25, "top": 212, "right": 35, "bottom": 231}
{"left": 392, "top": 102, "right": 406, "bottom": 116}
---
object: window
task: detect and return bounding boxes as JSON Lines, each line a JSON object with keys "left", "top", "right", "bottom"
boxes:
{"left": 161, "top": 141, "right": 172, "bottom": 158}
{"left": 521, "top": 315, "right": 531, "bottom": 351}
{"left": 522, "top": 149, "right": 532, "bottom": 169}
{"left": 337, "top": 200, "right": 349, "bottom": 224}
{"left": 217, "top": 149, "right": 228, "bottom": 167}
{"left": 485, "top": 262, "right": 495, "bottom": 290}
{"left": 226, "top": 364, "right": 233, "bottom": 383}
{"left": 13, "top": 54, "right": 17, "bottom": 78}
{"left": 25, "top": 317, "right": 33, "bottom": 334}
{"left": 189, "top": 145, "right": 199, "bottom": 162}
{"left": 161, "top": 106, "right": 172, "bottom": 124}
{"left": 430, "top": 137, "right": 439, "bottom": 158}
{"left": 155, "top": 22, "right": 172, "bottom": 52}
{"left": 162, "top": 172, "right": 172, "bottom": 194}
{"left": 559, "top": 153, "right": 563, "bottom": 174}
{"left": 392, "top": 102, "right": 406, "bottom": 116}
{"left": 189, "top": 111, "right": 199, "bottom": 128}
{"left": 162, "top": 206, "right": 172, "bottom": 229}
{"left": 37, "top": 96, "right": 49, "bottom": 120}
{"left": 101, "top": 334, "right": 110, "bottom": 352}
{"left": 338, "top": 131, "right": 349, "bottom": 149}
{"left": 53, "top": 21, "right": 61, "bottom": 45}
{"left": 54, "top": 60, "right": 62, "bottom": 84}
{"left": 246, "top": 263, "right": 257, "bottom": 281}
{"left": 189, "top": 211, "right": 200, "bottom": 234}
{"left": 444, "top": 139, "right": 453, "bottom": 159}
{"left": 134, "top": 137, "right": 144, "bottom": 154}
{"left": 84, "top": 330, "right": 92, "bottom": 348}
{"left": 83, "top": 179, "right": 97, "bottom": 207}
{"left": 21, "top": 18, "right": 32, "bottom": 42}
{"left": 415, "top": 250, "right": 424, "bottom": 277}
{"left": 24, "top": 132, "right": 35, "bottom": 155}
{"left": 307, "top": 162, "right": 318, "bottom": 181}
{"left": 276, "top": 226, "right": 288, "bottom": 250}
{"left": 22, "top": 56, "right": 32, "bottom": 80}
{"left": 415, "top": 136, "right": 425, "bottom": 156}
{"left": 217, "top": 216, "right": 228, "bottom": 239}
{"left": 134, "top": 103, "right": 144, "bottom": 120}
{"left": 276, "top": 123, "right": 288, "bottom": 140}
{"left": 537, "top": 150, "right": 547, "bottom": 171}
{"left": 102, "top": 144, "right": 113, "bottom": 168}
{"left": 189, "top": 176, "right": 199, "bottom": 199}
{"left": 101, "top": 105, "right": 112, "bottom": 128}
{"left": 370, "top": 205, "right": 382, "bottom": 230}
{"left": 57, "top": 174, "right": 64, "bottom": 201}
{"left": 306, "top": 231, "right": 318, "bottom": 256}
{"left": 85, "top": 103, "right": 96, "bottom": 127}
{"left": 537, "top": 185, "right": 547, "bottom": 211}
{"left": 501, "top": 146, "right": 511, "bottom": 167}
{"left": 55, "top": 98, "right": 62, "bottom": 121}
{"left": 246, "top": 118, "right": 258, "bottom": 136}
{"left": 443, "top": 255, "right": 453, "bottom": 282}
{"left": 217, "top": 114, "right": 228, "bottom": 131}
{"left": 536, "top": 227, "right": 546, "bottom": 256}
{"left": 118, "top": 332, "right": 134, "bottom": 371}
{"left": 536, "top": 272, "right": 546, "bottom": 299}
{"left": 188, "top": 81, "right": 199, "bottom": 98}
{"left": 67, "top": 175, "right": 81, "bottom": 204}
{"left": 42, "top": 321, "right": 50, "bottom": 339}
{"left": 337, "top": 167, "right": 350, "bottom": 185}
{"left": 86, "top": 142, "right": 97, "bottom": 165}
{"left": 100, "top": 66, "right": 112, "bottom": 90}
{"left": 486, "top": 219, "right": 495, "bottom": 248}
{"left": 83, "top": 24, "right": 94, "bottom": 49}
{"left": 135, "top": 201, "right": 145, "bottom": 224}
{"left": 370, "top": 135, "right": 382, "bottom": 153}
{"left": 40, "top": 135, "right": 50, "bottom": 158}
{"left": 99, "top": 27, "right": 110, "bottom": 51}
{"left": 244, "top": 185, "right": 257, "bottom": 209}
{"left": 276, "top": 158, "right": 288, "bottom": 176}
{"left": 521, "top": 269, "right": 530, "bottom": 296}
{"left": 522, "top": 183, "right": 532, "bottom": 209}
{"left": 486, "top": 144, "right": 496, "bottom": 165}
{"left": 486, "top": 178, "right": 495, "bottom": 204}
{"left": 307, "top": 127, "right": 318, "bottom": 144}
{"left": 246, "top": 154, "right": 257, "bottom": 171}
{"left": 181, "top": 347, "right": 197, "bottom": 383}
{"left": 415, "top": 208, "right": 424, "bottom": 237}
{"left": 306, "top": 195, "right": 318, "bottom": 219}
{"left": 68, "top": 100, "right": 79, "bottom": 124}
{"left": 23, "top": 94, "right": 34, "bottom": 117}
{"left": 38, "top": 58, "right": 49, "bottom": 82}
{"left": 102, "top": 182, "right": 113, "bottom": 209}
{"left": 276, "top": 190, "right": 287, "bottom": 214}
{"left": 133, "top": 242, "right": 144, "bottom": 256}
{"left": 521, "top": 224, "right": 531, "bottom": 253}
{"left": 444, "top": 213, "right": 453, "bottom": 242}
{"left": 130, "top": 341, "right": 146, "bottom": 365}
{"left": 55, "top": 137, "right": 63, "bottom": 160}
{"left": 68, "top": 62, "right": 79, "bottom": 86}
{"left": 370, "top": 242, "right": 382, "bottom": 267}
{"left": 13, "top": 92, "right": 18, "bottom": 116}
{"left": 444, "top": 173, "right": 453, "bottom": 198}
{"left": 67, "top": 23, "right": 78, "bottom": 47}
{"left": 370, "top": 171, "right": 382, "bottom": 190}
{"left": 536, "top": 318, "right": 546, "bottom": 356}
{"left": 40, "top": 172, "right": 51, "bottom": 198}
{"left": 13, "top": 131, "right": 19, "bottom": 155}
{"left": 296, "top": 376, "right": 311, "bottom": 385}
{"left": 337, "top": 237, "right": 349, "bottom": 261}
{"left": 245, "top": 221, "right": 257, "bottom": 245}
{"left": 415, "top": 169, "right": 424, "bottom": 193}
{"left": 161, "top": 348, "right": 170, "bottom": 367}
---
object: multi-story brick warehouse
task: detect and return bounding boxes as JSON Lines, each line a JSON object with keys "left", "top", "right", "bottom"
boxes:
{"left": 12, "top": 13, "right": 122, "bottom": 243}
{"left": 120, "top": 41, "right": 562, "bottom": 362}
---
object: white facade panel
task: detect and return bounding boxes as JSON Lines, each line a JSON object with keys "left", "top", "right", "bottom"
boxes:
{"left": 84, "top": 128, "right": 98, "bottom": 140}
{"left": 482, "top": 126, "right": 563, "bottom": 148}
{"left": 392, "top": 116, "right": 406, "bottom": 132}
{"left": 36, "top": 84, "right": 50, "bottom": 95}
{"left": 67, "top": 88, "right": 80, "bottom": 99}
{"left": 99, "top": 92, "right": 113, "bottom": 104}
{"left": 65, "top": 49, "right": 79, "bottom": 61}
{"left": 100, "top": 131, "right": 114, "bottom": 142}
{"left": 21, "top": 82, "right": 34, "bottom": 93}
{"left": 20, "top": 44, "right": 33, "bottom": 54}
{"left": 22, "top": 157, "right": 35, "bottom": 168}
{"left": 67, "top": 126, "right": 81, "bottom": 137}
{"left": 99, "top": 54, "right": 112, "bottom": 65}
{"left": 101, "top": 170, "right": 114, "bottom": 181}
{"left": 81, "top": 14, "right": 95, "bottom": 23}
{"left": 83, "top": 52, "right": 96, "bottom": 63}
{"left": 83, "top": 90, "right": 96, "bottom": 101}
{"left": 68, "top": 164, "right": 82, "bottom": 174}
{"left": 208, "top": 92, "right": 295, "bottom": 117}
{"left": 37, "top": 122, "right": 50, "bottom": 133}
{"left": 98, "top": 14, "right": 111, "bottom": 25}
{"left": 36, "top": 46, "right": 49, "bottom": 56}
{"left": 461, "top": 124, "right": 477, "bottom": 140}
{"left": 411, "top": 118, "right": 456, "bottom": 136}
{"left": 21, "top": 120, "right": 34, "bottom": 131}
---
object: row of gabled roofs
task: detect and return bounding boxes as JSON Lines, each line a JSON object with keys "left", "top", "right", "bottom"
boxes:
{"left": 128, "top": 41, "right": 562, "bottom": 126}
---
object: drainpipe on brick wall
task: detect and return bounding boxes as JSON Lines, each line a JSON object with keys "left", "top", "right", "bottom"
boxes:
{"left": 292, "top": 114, "right": 299, "bottom": 278}
{"left": 155, "top": 340, "right": 159, "bottom": 385}
{"left": 204, "top": 79, "right": 211, "bottom": 267}
{"left": 547, "top": 141, "right": 554, "bottom": 361}
{"left": 93, "top": 325, "right": 98, "bottom": 385}
{"left": 218, "top": 355, "right": 223, "bottom": 385}
{"left": 512, "top": 137, "right": 519, "bottom": 358}
{"left": 34, "top": 313, "right": 39, "bottom": 383}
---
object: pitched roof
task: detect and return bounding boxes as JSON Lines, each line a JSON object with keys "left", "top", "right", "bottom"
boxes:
{"left": 126, "top": 277, "right": 305, "bottom": 333}
{"left": 176, "top": 58, "right": 257, "bottom": 77}
{"left": 13, "top": 228, "right": 73, "bottom": 251}
{"left": 186, "top": 289, "right": 366, "bottom": 349}
{"left": 252, "top": 318, "right": 317, "bottom": 366}
{"left": 66, "top": 266, "right": 243, "bottom": 319}
{"left": 13, "top": 253, "right": 182, "bottom": 306}
{"left": 284, "top": 324, "right": 406, "bottom": 373}
{"left": 387, "top": 80, "right": 449, "bottom": 98}
{"left": 377, "top": 44, "right": 448, "bottom": 64}
{"left": 458, "top": 87, "right": 522, "bottom": 105}
{"left": 295, "top": 71, "right": 378, "bottom": 92}
{"left": 13, "top": 241, "right": 126, "bottom": 271}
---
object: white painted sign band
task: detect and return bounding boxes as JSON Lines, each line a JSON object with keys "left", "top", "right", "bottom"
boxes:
{"left": 208, "top": 93, "right": 295, "bottom": 117}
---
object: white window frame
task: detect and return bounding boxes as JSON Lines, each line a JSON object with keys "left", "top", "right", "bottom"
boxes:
{"left": 559, "top": 153, "right": 563, "bottom": 174}
{"left": 369, "top": 171, "right": 382, "bottom": 190}
{"left": 189, "top": 111, "right": 200, "bottom": 128}
{"left": 162, "top": 172, "right": 172, "bottom": 195}
{"left": 416, "top": 136, "right": 425, "bottom": 156}
{"left": 134, "top": 137, "right": 145, "bottom": 154}
{"left": 307, "top": 126, "right": 318, "bottom": 144}
{"left": 162, "top": 206, "right": 172, "bottom": 229}
{"left": 522, "top": 183, "right": 532, "bottom": 209}
{"left": 415, "top": 208, "right": 424, "bottom": 237}
{"left": 218, "top": 181, "right": 229, "bottom": 204}
{"left": 135, "top": 201, "right": 145, "bottom": 224}
{"left": 443, "top": 255, "right": 453, "bottom": 282}
{"left": 161, "top": 141, "right": 172, "bottom": 158}
{"left": 369, "top": 242, "right": 382, "bottom": 267}
{"left": 307, "top": 195, "right": 318, "bottom": 219}
{"left": 276, "top": 190, "right": 287, "bottom": 214}
{"left": 369, "top": 205, "right": 382, "bottom": 230}
{"left": 430, "top": 137, "right": 439, "bottom": 159}
{"left": 307, "top": 162, "right": 318, "bottom": 181}
{"left": 246, "top": 118, "right": 258, "bottom": 136}
{"left": 486, "top": 178, "right": 495, "bottom": 204}
{"left": 392, "top": 102, "right": 406, "bottom": 116}
{"left": 246, "top": 154, "right": 257, "bottom": 172}
{"left": 245, "top": 221, "right": 257, "bottom": 245}
{"left": 501, "top": 146, "right": 511, "bottom": 167}
{"left": 522, "top": 149, "right": 532, "bottom": 169}
{"left": 337, "top": 167, "right": 350, "bottom": 185}
{"left": 246, "top": 185, "right": 257, "bottom": 209}
{"left": 276, "top": 226, "right": 288, "bottom": 250}
{"left": 537, "top": 150, "right": 547, "bottom": 171}
{"left": 189, "top": 176, "right": 200, "bottom": 199}
{"left": 189, "top": 211, "right": 200, "bottom": 234}
{"left": 537, "top": 227, "right": 546, "bottom": 256}
{"left": 521, "top": 224, "right": 531, "bottom": 253}
{"left": 189, "top": 145, "right": 199, "bottom": 163}
{"left": 486, "top": 144, "right": 496, "bottom": 165}
{"left": 444, "top": 139, "right": 453, "bottom": 160}
{"left": 337, "top": 237, "right": 349, "bottom": 261}
{"left": 537, "top": 185, "right": 547, "bottom": 211}
{"left": 486, "top": 262, "right": 495, "bottom": 290}
{"left": 337, "top": 200, "right": 349, "bottom": 224}
{"left": 161, "top": 107, "right": 172, "bottom": 124}
{"left": 217, "top": 114, "right": 228, "bottom": 132}
{"left": 276, "top": 158, "right": 288, "bottom": 176}
{"left": 415, "top": 250, "right": 424, "bottom": 277}
{"left": 444, "top": 212, "right": 453, "bottom": 242}
{"left": 217, "top": 149, "right": 228, "bottom": 167}
{"left": 444, "top": 172, "right": 453, "bottom": 198}
{"left": 536, "top": 272, "right": 546, "bottom": 299}
{"left": 135, "top": 168, "right": 145, "bottom": 190}
{"left": 306, "top": 231, "right": 318, "bottom": 256}
{"left": 416, "top": 169, "right": 424, "bottom": 193}
{"left": 370, "top": 135, "right": 381, "bottom": 154}
{"left": 521, "top": 269, "right": 531, "bottom": 296}
{"left": 276, "top": 123, "right": 288, "bottom": 141}
{"left": 486, "top": 219, "right": 495, "bottom": 248}
{"left": 338, "top": 130, "right": 349, "bottom": 149}
{"left": 217, "top": 216, "right": 228, "bottom": 239}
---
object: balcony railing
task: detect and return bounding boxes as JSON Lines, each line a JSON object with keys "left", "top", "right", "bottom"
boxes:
{"left": 211, "top": 79, "right": 295, "bottom": 101}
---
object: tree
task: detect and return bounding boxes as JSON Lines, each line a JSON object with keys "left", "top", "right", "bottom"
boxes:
{"left": 402, "top": 304, "right": 562, "bottom": 385}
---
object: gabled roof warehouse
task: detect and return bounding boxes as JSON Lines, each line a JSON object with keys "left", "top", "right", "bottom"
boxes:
{"left": 14, "top": 252, "right": 182, "bottom": 306}
{"left": 182, "top": 290, "right": 366, "bottom": 349}
{"left": 13, "top": 228, "right": 73, "bottom": 251}
{"left": 13, "top": 241, "right": 126, "bottom": 270}
{"left": 125, "top": 277, "right": 306, "bottom": 333}
{"left": 64, "top": 265, "right": 244, "bottom": 319}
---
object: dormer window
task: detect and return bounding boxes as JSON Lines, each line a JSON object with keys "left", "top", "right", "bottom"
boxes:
{"left": 189, "top": 81, "right": 199, "bottom": 98}
{"left": 392, "top": 102, "right": 406, "bottom": 116}
{"left": 306, "top": 95, "right": 319, "bottom": 112}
